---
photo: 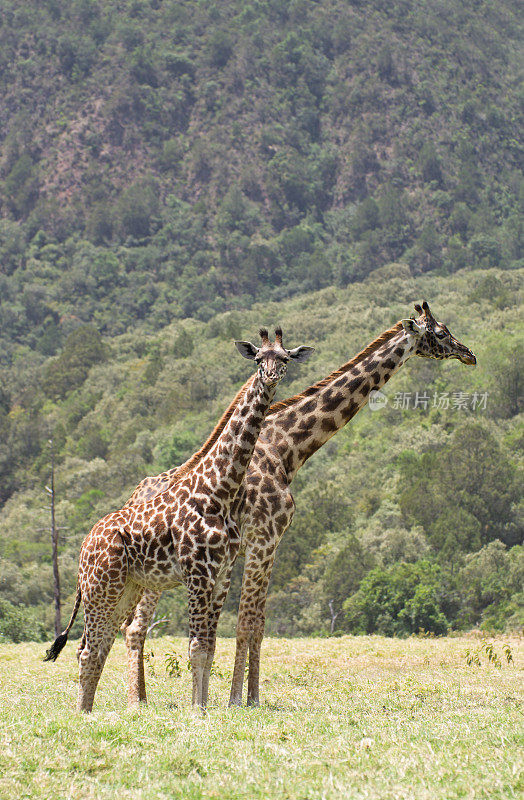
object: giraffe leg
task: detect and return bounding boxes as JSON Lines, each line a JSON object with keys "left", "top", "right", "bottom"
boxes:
{"left": 77, "top": 624, "right": 118, "bottom": 712}
{"left": 78, "top": 580, "right": 144, "bottom": 712}
{"left": 122, "top": 589, "right": 161, "bottom": 707}
{"left": 229, "top": 548, "right": 274, "bottom": 707}
{"left": 187, "top": 580, "right": 215, "bottom": 710}
{"left": 201, "top": 566, "right": 233, "bottom": 707}
{"left": 201, "top": 638, "right": 216, "bottom": 710}
{"left": 246, "top": 579, "right": 272, "bottom": 707}
{"left": 245, "top": 515, "right": 290, "bottom": 707}
{"left": 76, "top": 523, "right": 146, "bottom": 712}
{"left": 229, "top": 616, "right": 250, "bottom": 706}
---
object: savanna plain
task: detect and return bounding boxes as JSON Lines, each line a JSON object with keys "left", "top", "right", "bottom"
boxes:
{"left": 0, "top": 634, "right": 521, "bottom": 800}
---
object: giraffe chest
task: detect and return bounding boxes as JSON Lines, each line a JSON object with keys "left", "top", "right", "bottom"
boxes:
{"left": 123, "top": 504, "right": 237, "bottom": 590}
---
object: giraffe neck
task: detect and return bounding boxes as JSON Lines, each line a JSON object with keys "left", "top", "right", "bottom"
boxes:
{"left": 265, "top": 328, "right": 416, "bottom": 481}
{"left": 197, "top": 373, "right": 277, "bottom": 503}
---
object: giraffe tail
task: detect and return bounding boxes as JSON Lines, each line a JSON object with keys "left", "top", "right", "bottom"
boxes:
{"left": 43, "top": 585, "right": 82, "bottom": 662}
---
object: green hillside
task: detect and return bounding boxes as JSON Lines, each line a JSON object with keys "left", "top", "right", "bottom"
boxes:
{"left": 0, "top": 0, "right": 522, "bottom": 641}
{"left": 0, "top": 266, "right": 522, "bottom": 640}
{"left": 1, "top": 0, "right": 522, "bottom": 351}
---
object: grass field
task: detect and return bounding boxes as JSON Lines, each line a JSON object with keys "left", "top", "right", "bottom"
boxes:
{"left": 0, "top": 635, "right": 522, "bottom": 799}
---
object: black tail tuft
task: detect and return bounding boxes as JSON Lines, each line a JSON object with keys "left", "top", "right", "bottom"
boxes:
{"left": 43, "top": 632, "right": 69, "bottom": 662}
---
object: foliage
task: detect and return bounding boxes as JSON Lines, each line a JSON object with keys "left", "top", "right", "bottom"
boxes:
{"left": 343, "top": 561, "right": 450, "bottom": 636}
{"left": 1, "top": 265, "right": 522, "bottom": 639}
{"left": 465, "top": 639, "right": 514, "bottom": 668}
{"left": 0, "top": 0, "right": 522, "bottom": 640}
{"left": 457, "top": 542, "right": 523, "bottom": 630}
{"left": 398, "top": 422, "right": 521, "bottom": 552}
{"left": 0, "top": 598, "right": 47, "bottom": 643}
{"left": 0, "top": 0, "right": 522, "bottom": 351}
{"left": 42, "top": 325, "right": 108, "bottom": 399}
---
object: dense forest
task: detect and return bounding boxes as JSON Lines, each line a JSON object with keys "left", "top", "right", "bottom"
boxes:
{"left": 0, "top": 0, "right": 522, "bottom": 641}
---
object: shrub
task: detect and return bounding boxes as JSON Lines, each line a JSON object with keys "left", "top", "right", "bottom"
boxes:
{"left": 0, "top": 599, "right": 47, "bottom": 643}
{"left": 3, "top": 154, "right": 40, "bottom": 217}
{"left": 343, "top": 561, "right": 450, "bottom": 635}
{"left": 206, "top": 30, "right": 233, "bottom": 68}
{"left": 418, "top": 142, "right": 443, "bottom": 185}
{"left": 115, "top": 179, "right": 160, "bottom": 239}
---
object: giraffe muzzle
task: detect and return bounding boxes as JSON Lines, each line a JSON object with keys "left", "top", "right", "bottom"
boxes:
{"left": 458, "top": 349, "right": 477, "bottom": 366}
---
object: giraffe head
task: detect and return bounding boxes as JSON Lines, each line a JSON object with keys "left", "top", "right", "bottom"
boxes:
{"left": 235, "top": 327, "right": 314, "bottom": 385}
{"left": 401, "top": 301, "right": 476, "bottom": 365}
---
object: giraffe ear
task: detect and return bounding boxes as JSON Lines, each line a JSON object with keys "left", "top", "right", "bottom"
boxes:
{"left": 401, "top": 319, "right": 425, "bottom": 336}
{"left": 234, "top": 341, "right": 259, "bottom": 360}
{"left": 287, "top": 345, "right": 315, "bottom": 362}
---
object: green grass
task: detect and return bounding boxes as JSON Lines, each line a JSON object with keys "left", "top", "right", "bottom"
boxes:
{"left": 0, "top": 635, "right": 522, "bottom": 799}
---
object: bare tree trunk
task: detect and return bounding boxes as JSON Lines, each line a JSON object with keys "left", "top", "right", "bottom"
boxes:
{"left": 48, "top": 439, "right": 61, "bottom": 637}
{"left": 328, "top": 600, "right": 340, "bottom": 635}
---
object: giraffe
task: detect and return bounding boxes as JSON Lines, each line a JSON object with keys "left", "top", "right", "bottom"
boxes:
{"left": 121, "top": 301, "right": 477, "bottom": 707}
{"left": 43, "top": 328, "right": 314, "bottom": 711}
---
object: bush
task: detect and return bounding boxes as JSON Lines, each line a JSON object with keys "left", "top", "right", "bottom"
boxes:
{"left": 3, "top": 153, "right": 40, "bottom": 217}
{"left": 343, "top": 561, "right": 450, "bottom": 636}
{"left": 458, "top": 542, "right": 523, "bottom": 630}
{"left": 0, "top": 599, "right": 47, "bottom": 643}
{"left": 154, "top": 428, "right": 202, "bottom": 470}
{"left": 206, "top": 30, "right": 233, "bottom": 68}
{"left": 323, "top": 536, "right": 374, "bottom": 629}
{"left": 115, "top": 179, "right": 160, "bottom": 239}
{"left": 398, "top": 423, "right": 520, "bottom": 549}
{"left": 418, "top": 142, "right": 443, "bottom": 185}
{"left": 173, "top": 329, "right": 194, "bottom": 358}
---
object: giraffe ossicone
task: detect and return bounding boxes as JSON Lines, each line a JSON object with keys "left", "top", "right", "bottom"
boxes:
{"left": 43, "top": 327, "right": 313, "bottom": 712}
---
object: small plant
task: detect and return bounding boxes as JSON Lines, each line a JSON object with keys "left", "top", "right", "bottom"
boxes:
{"left": 465, "top": 640, "right": 514, "bottom": 669}
{"left": 165, "top": 650, "right": 190, "bottom": 678}
{"left": 210, "top": 662, "right": 226, "bottom": 679}
{"left": 502, "top": 644, "right": 514, "bottom": 665}
{"left": 144, "top": 649, "right": 156, "bottom": 677}
{"left": 164, "top": 649, "right": 228, "bottom": 679}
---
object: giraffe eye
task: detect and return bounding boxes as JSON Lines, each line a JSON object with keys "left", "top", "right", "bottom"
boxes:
{"left": 435, "top": 330, "right": 448, "bottom": 339}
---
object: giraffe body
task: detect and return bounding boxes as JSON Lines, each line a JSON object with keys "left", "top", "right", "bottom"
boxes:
{"left": 123, "top": 303, "right": 477, "bottom": 706}
{"left": 44, "top": 329, "right": 313, "bottom": 711}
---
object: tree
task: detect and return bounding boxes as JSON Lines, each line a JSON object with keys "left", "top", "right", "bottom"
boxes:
{"left": 3, "top": 153, "right": 40, "bottom": 217}
{"left": 40, "top": 440, "right": 68, "bottom": 637}
{"left": 484, "top": 340, "right": 523, "bottom": 419}
{"left": 458, "top": 541, "right": 523, "bottom": 629}
{"left": 322, "top": 535, "right": 374, "bottom": 630}
{"left": 343, "top": 561, "right": 449, "bottom": 636}
{"left": 115, "top": 178, "right": 160, "bottom": 240}
{"left": 0, "top": 599, "right": 47, "bottom": 643}
{"left": 42, "top": 325, "right": 108, "bottom": 399}
{"left": 173, "top": 329, "right": 194, "bottom": 359}
{"left": 399, "top": 422, "right": 521, "bottom": 551}
{"left": 418, "top": 142, "right": 443, "bottom": 185}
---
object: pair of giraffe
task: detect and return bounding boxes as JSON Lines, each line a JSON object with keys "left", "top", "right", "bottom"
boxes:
{"left": 44, "top": 327, "right": 313, "bottom": 711}
{"left": 45, "top": 303, "right": 476, "bottom": 711}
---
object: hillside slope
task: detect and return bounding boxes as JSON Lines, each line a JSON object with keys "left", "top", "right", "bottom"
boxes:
{"left": 1, "top": 0, "right": 522, "bottom": 354}
{"left": 0, "top": 1, "right": 522, "bottom": 640}
{"left": 1, "top": 266, "right": 522, "bottom": 639}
